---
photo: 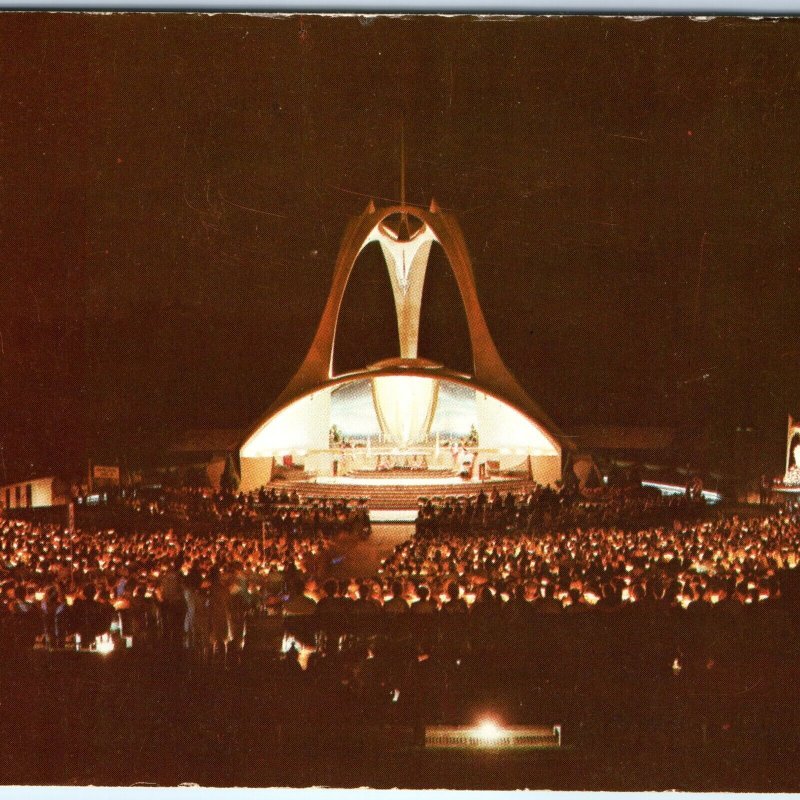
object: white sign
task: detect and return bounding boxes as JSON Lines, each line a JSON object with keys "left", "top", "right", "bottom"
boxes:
{"left": 92, "top": 465, "right": 120, "bottom": 482}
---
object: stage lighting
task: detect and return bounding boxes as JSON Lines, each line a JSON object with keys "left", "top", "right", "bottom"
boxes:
{"left": 424, "top": 722, "right": 561, "bottom": 750}
{"left": 474, "top": 718, "right": 503, "bottom": 742}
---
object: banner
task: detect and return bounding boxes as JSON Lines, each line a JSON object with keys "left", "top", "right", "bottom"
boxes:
{"left": 92, "top": 465, "right": 120, "bottom": 483}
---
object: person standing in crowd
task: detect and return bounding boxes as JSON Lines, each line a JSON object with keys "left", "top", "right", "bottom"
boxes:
{"left": 441, "top": 581, "right": 468, "bottom": 615}
{"left": 384, "top": 581, "right": 409, "bottom": 614}
{"left": 227, "top": 564, "right": 250, "bottom": 669}
{"left": 40, "top": 585, "right": 60, "bottom": 650}
{"left": 183, "top": 569, "right": 210, "bottom": 664}
{"left": 208, "top": 565, "right": 231, "bottom": 666}
{"left": 533, "top": 582, "right": 563, "bottom": 614}
{"left": 283, "top": 576, "right": 317, "bottom": 616}
{"left": 353, "top": 582, "right": 383, "bottom": 616}
{"left": 73, "top": 583, "right": 113, "bottom": 646}
{"left": 158, "top": 555, "right": 187, "bottom": 654}
{"left": 410, "top": 585, "right": 437, "bottom": 614}
{"left": 7, "top": 584, "right": 41, "bottom": 653}
{"left": 760, "top": 474, "right": 772, "bottom": 505}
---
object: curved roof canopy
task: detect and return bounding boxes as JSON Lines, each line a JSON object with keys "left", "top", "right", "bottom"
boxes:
{"left": 241, "top": 364, "right": 561, "bottom": 458}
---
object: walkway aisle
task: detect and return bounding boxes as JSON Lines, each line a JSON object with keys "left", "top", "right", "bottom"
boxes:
{"left": 330, "top": 523, "right": 414, "bottom": 579}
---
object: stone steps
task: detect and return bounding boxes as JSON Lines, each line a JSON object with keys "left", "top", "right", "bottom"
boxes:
{"left": 274, "top": 477, "right": 538, "bottom": 510}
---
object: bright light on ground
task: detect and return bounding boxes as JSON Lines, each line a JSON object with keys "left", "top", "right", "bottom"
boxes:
{"left": 474, "top": 718, "right": 504, "bottom": 742}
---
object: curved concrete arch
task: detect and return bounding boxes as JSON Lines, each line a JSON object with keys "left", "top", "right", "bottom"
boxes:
{"left": 252, "top": 202, "right": 571, "bottom": 455}
{"left": 333, "top": 238, "right": 401, "bottom": 373}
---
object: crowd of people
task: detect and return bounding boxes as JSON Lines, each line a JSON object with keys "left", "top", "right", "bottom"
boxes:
{"left": 414, "top": 484, "right": 707, "bottom": 537}
{"left": 0, "top": 487, "right": 372, "bottom": 663}
{"left": 1, "top": 481, "right": 799, "bottom": 667}
{"left": 0, "top": 521, "right": 283, "bottom": 661}
{"left": 272, "top": 505, "right": 798, "bottom": 651}
{"left": 79, "top": 485, "right": 371, "bottom": 538}
{"left": 389, "top": 507, "right": 796, "bottom": 616}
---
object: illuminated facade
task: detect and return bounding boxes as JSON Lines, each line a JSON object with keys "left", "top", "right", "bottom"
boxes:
{"left": 785, "top": 415, "right": 800, "bottom": 486}
{"left": 239, "top": 200, "right": 570, "bottom": 490}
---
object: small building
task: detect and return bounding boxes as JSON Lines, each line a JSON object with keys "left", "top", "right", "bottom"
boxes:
{"left": 0, "top": 476, "right": 70, "bottom": 510}
{"left": 568, "top": 424, "right": 709, "bottom": 485}
{"left": 570, "top": 425, "right": 682, "bottom": 460}
{"left": 166, "top": 428, "right": 245, "bottom": 489}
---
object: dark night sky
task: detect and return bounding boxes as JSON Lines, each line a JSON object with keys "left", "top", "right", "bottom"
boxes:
{"left": 1, "top": 13, "right": 800, "bottom": 480}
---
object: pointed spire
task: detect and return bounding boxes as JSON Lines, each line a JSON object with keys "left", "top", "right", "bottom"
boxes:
{"left": 365, "top": 198, "right": 376, "bottom": 214}
{"left": 429, "top": 197, "right": 440, "bottom": 213}
{"left": 400, "top": 117, "right": 406, "bottom": 208}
